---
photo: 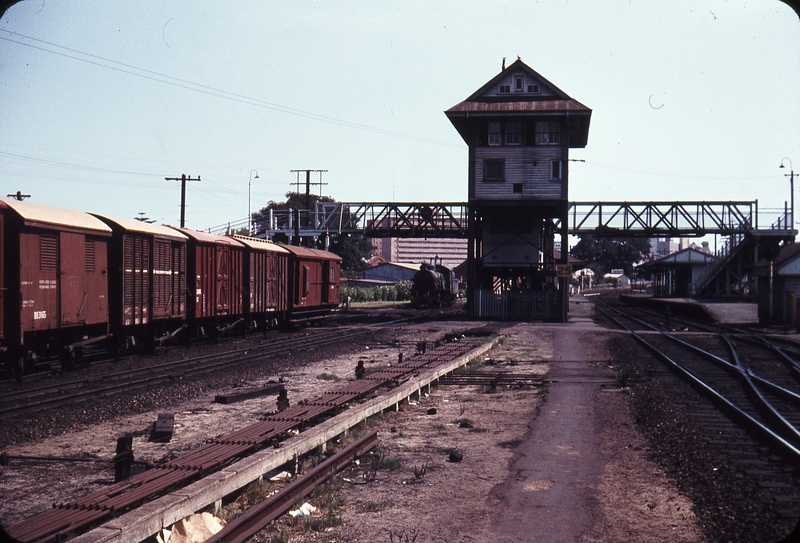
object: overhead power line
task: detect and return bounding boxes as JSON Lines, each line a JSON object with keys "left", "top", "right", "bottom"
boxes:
{"left": 0, "top": 30, "right": 462, "bottom": 148}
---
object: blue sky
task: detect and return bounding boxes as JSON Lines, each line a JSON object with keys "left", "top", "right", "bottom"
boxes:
{"left": 0, "top": 1, "right": 798, "bottom": 232}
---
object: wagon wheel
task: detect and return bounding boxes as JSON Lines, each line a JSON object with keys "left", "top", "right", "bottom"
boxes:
{"left": 59, "top": 348, "right": 77, "bottom": 370}
{"left": 106, "top": 335, "right": 121, "bottom": 359}
{"left": 6, "top": 353, "right": 26, "bottom": 380}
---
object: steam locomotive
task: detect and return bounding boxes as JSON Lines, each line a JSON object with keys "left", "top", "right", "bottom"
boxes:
{"left": 409, "top": 261, "right": 459, "bottom": 307}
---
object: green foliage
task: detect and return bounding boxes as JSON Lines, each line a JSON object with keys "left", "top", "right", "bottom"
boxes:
{"left": 395, "top": 280, "right": 412, "bottom": 300}
{"left": 340, "top": 283, "right": 410, "bottom": 303}
{"left": 379, "top": 456, "right": 403, "bottom": 470}
{"left": 251, "top": 192, "right": 373, "bottom": 270}
{"left": 328, "top": 234, "right": 374, "bottom": 271}
{"left": 261, "top": 191, "right": 336, "bottom": 212}
{"left": 569, "top": 228, "right": 650, "bottom": 277}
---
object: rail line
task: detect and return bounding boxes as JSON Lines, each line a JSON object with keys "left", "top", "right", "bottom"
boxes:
{"left": 6, "top": 335, "right": 491, "bottom": 543}
{"left": 596, "top": 303, "right": 800, "bottom": 463}
{"left": 0, "top": 310, "right": 443, "bottom": 417}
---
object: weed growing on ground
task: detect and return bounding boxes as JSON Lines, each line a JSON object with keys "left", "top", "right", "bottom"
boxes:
{"left": 316, "top": 372, "right": 340, "bottom": 381}
{"left": 379, "top": 455, "right": 403, "bottom": 470}
{"left": 364, "top": 413, "right": 386, "bottom": 428}
{"left": 269, "top": 532, "right": 288, "bottom": 543}
{"left": 388, "top": 528, "right": 419, "bottom": 542}
{"left": 355, "top": 499, "right": 392, "bottom": 513}
{"left": 413, "top": 461, "right": 429, "bottom": 480}
{"left": 239, "top": 479, "right": 275, "bottom": 507}
{"left": 364, "top": 363, "right": 389, "bottom": 376}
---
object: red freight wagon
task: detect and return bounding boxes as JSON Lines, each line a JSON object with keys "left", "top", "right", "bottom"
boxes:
{"left": 92, "top": 214, "right": 188, "bottom": 351}
{"left": 0, "top": 197, "right": 112, "bottom": 375}
{"left": 230, "top": 235, "right": 289, "bottom": 329}
{"left": 169, "top": 227, "right": 245, "bottom": 338}
{"left": 280, "top": 245, "right": 341, "bottom": 320}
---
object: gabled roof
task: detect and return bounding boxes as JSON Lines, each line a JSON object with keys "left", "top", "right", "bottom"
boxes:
{"left": 279, "top": 244, "right": 342, "bottom": 262}
{"left": 367, "top": 261, "right": 424, "bottom": 272}
{"left": 91, "top": 213, "right": 188, "bottom": 240}
{"left": 464, "top": 58, "right": 573, "bottom": 102}
{"left": 751, "top": 242, "right": 800, "bottom": 276}
{"left": 0, "top": 197, "right": 112, "bottom": 234}
{"left": 638, "top": 248, "right": 716, "bottom": 270}
{"left": 445, "top": 58, "right": 591, "bottom": 147}
{"left": 230, "top": 234, "right": 290, "bottom": 254}
{"left": 167, "top": 226, "right": 245, "bottom": 247}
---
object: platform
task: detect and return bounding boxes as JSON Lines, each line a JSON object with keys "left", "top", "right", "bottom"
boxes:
{"left": 619, "top": 294, "right": 758, "bottom": 325}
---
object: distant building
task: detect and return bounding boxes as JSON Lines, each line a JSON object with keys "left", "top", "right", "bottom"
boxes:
{"left": 372, "top": 238, "right": 467, "bottom": 269}
{"left": 361, "top": 261, "right": 421, "bottom": 283}
{"left": 751, "top": 242, "right": 800, "bottom": 326}
{"left": 649, "top": 237, "right": 680, "bottom": 257}
{"left": 638, "top": 247, "right": 716, "bottom": 297}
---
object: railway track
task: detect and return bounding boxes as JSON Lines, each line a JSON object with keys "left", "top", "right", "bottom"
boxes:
{"left": 0, "top": 308, "right": 461, "bottom": 418}
{"left": 0, "top": 325, "right": 375, "bottom": 417}
{"left": 5, "top": 331, "right": 492, "bottom": 543}
{"left": 595, "top": 299, "right": 800, "bottom": 530}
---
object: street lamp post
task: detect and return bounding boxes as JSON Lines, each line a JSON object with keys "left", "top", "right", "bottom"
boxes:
{"left": 781, "top": 158, "right": 795, "bottom": 230}
{"left": 249, "top": 169, "right": 259, "bottom": 235}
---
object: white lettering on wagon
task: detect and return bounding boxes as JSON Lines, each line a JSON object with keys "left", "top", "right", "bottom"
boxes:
{"left": 33, "top": 310, "right": 47, "bottom": 320}
{"left": 38, "top": 279, "right": 56, "bottom": 290}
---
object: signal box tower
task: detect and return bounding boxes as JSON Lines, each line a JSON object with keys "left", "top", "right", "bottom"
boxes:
{"left": 445, "top": 58, "right": 592, "bottom": 321}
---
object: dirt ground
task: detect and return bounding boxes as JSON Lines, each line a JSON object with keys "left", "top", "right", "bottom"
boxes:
{"left": 0, "top": 306, "right": 706, "bottom": 543}
{"left": 251, "top": 308, "right": 705, "bottom": 542}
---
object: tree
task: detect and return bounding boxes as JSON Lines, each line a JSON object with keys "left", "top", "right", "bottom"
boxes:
{"left": 569, "top": 230, "right": 650, "bottom": 279}
{"left": 252, "top": 192, "right": 373, "bottom": 271}
{"left": 328, "top": 234, "right": 374, "bottom": 272}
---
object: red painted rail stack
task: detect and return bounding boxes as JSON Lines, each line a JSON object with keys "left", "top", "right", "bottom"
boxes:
{"left": 7, "top": 337, "right": 484, "bottom": 543}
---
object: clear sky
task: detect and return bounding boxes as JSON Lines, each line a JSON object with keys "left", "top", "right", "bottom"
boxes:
{"left": 1, "top": 1, "right": 798, "bottom": 232}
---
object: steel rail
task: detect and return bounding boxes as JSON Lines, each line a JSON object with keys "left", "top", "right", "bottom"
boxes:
{"left": 719, "top": 335, "right": 800, "bottom": 446}
{"left": 660, "top": 325, "right": 800, "bottom": 445}
{"left": 595, "top": 305, "right": 800, "bottom": 461}
{"left": 0, "top": 323, "right": 388, "bottom": 417}
{"left": 6, "top": 338, "right": 485, "bottom": 543}
{"left": 205, "top": 430, "right": 379, "bottom": 543}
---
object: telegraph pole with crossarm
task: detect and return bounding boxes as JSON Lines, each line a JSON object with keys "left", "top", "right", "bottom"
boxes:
{"left": 165, "top": 174, "right": 200, "bottom": 228}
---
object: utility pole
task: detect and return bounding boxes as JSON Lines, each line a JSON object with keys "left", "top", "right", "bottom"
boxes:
{"left": 290, "top": 169, "right": 328, "bottom": 210}
{"left": 7, "top": 191, "right": 30, "bottom": 201}
{"left": 165, "top": 174, "right": 200, "bottom": 228}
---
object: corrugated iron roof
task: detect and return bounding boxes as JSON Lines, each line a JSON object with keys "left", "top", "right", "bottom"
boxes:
{"left": 167, "top": 226, "right": 245, "bottom": 247}
{"left": 279, "top": 244, "right": 342, "bottom": 261}
{"left": 91, "top": 213, "right": 188, "bottom": 240}
{"left": 0, "top": 197, "right": 112, "bottom": 233}
{"left": 445, "top": 99, "right": 591, "bottom": 114}
{"left": 230, "top": 234, "right": 290, "bottom": 254}
{"left": 368, "top": 261, "right": 424, "bottom": 272}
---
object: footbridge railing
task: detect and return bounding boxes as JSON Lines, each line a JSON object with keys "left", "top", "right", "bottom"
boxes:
{"left": 210, "top": 200, "right": 791, "bottom": 239}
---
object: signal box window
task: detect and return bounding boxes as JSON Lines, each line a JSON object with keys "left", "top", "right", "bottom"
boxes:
{"left": 499, "top": 84, "right": 510, "bottom": 94}
{"left": 488, "top": 122, "right": 501, "bottom": 146}
{"left": 551, "top": 160, "right": 562, "bottom": 180}
{"left": 484, "top": 159, "right": 505, "bottom": 182}
{"left": 536, "top": 121, "right": 561, "bottom": 145}
{"left": 505, "top": 122, "right": 521, "bottom": 145}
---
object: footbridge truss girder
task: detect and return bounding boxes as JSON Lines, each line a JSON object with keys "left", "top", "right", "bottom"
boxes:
{"left": 238, "top": 200, "right": 792, "bottom": 239}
